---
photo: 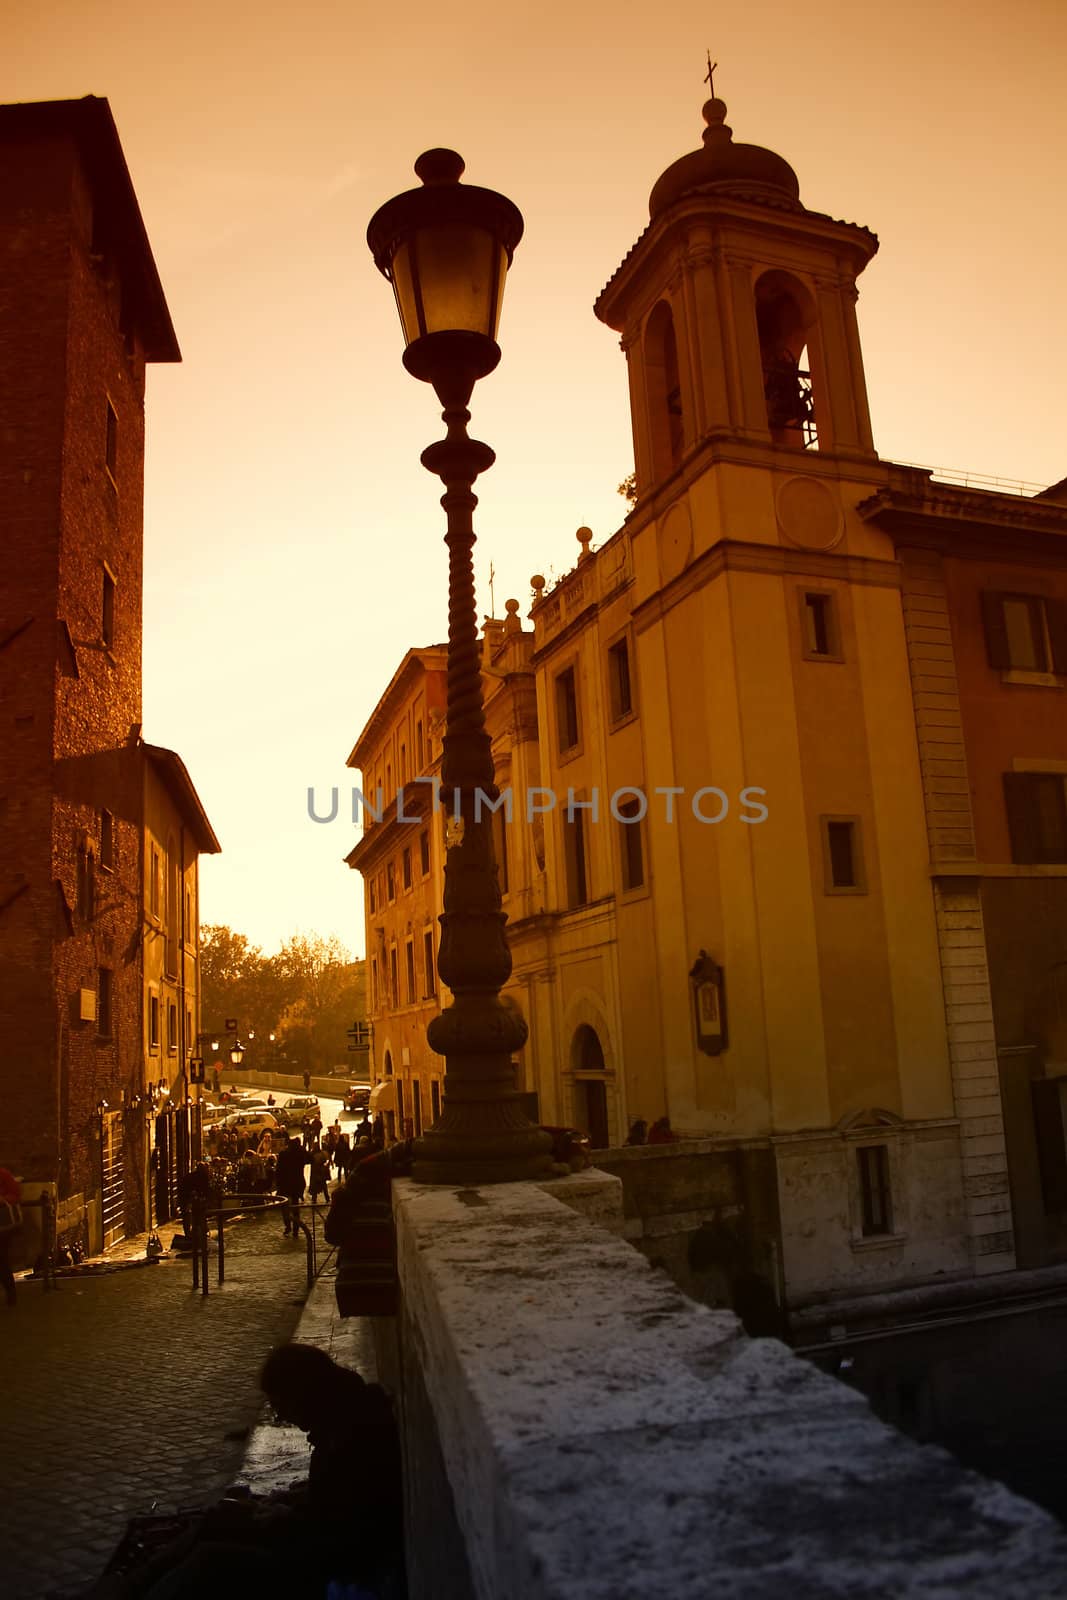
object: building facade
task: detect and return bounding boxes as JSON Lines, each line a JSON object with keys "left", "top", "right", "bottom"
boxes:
{"left": 351, "top": 96, "right": 1067, "bottom": 1320}
{"left": 0, "top": 98, "right": 218, "bottom": 1254}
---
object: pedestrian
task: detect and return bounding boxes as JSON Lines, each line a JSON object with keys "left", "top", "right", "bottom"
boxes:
{"left": 0, "top": 1165, "right": 23, "bottom": 1308}
{"left": 303, "top": 1069, "right": 311, "bottom": 1091}
{"left": 212, "top": 1065, "right": 221, "bottom": 1095}
{"left": 266, "top": 1092, "right": 275, "bottom": 1107}
{"left": 647, "top": 1116, "right": 679, "bottom": 1144}
{"left": 177, "top": 1161, "right": 212, "bottom": 1246}
{"left": 370, "top": 1116, "right": 385, "bottom": 1151}
{"left": 334, "top": 1131, "right": 351, "bottom": 1178}
{"left": 308, "top": 1144, "right": 331, "bottom": 1205}
{"left": 275, "top": 1136, "right": 306, "bottom": 1236}
{"left": 625, "top": 1118, "right": 648, "bottom": 1146}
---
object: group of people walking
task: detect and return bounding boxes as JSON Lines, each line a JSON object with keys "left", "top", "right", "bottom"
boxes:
{"left": 275, "top": 1115, "right": 384, "bottom": 1234}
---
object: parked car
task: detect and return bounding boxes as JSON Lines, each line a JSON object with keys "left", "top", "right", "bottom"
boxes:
{"left": 218, "top": 1110, "right": 284, "bottom": 1137}
{"left": 277, "top": 1095, "right": 321, "bottom": 1128}
{"left": 345, "top": 1084, "right": 372, "bottom": 1113}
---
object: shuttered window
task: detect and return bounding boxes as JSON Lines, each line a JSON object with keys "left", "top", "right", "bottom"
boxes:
{"left": 1004, "top": 773, "right": 1067, "bottom": 864}
{"left": 981, "top": 592, "right": 1067, "bottom": 674}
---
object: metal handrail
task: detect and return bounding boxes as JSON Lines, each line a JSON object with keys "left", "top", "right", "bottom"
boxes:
{"left": 189, "top": 1193, "right": 334, "bottom": 1298}
{"left": 890, "top": 460, "right": 1048, "bottom": 498}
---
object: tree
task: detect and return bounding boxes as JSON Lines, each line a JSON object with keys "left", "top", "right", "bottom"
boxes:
{"left": 199, "top": 927, "right": 367, "bottom": 1078}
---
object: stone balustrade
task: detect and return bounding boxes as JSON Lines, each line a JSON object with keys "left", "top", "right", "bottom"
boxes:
{"left": 379, "top": 1169, "right": 1067, "bottom": 1599}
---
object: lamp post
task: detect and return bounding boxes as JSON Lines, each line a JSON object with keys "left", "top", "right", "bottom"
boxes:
{"left": 368, "top": 150, "right": 552, "bottom": 1185}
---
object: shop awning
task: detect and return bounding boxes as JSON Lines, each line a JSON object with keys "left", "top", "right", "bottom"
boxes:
{"left": 369, "top": 1080, "right": 395, "bottom": 1113}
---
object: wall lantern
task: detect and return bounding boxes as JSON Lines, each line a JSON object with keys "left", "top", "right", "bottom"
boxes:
{"left": 229, "top": 1042, "right": 245, "bottom": 1067}
{"left": 689, "top": 950, "right": 727, "bottom": 1056}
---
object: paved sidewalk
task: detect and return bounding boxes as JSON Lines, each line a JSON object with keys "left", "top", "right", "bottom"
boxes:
{"left": 1, "top": 1211, "right": 312, "bottom": 1599}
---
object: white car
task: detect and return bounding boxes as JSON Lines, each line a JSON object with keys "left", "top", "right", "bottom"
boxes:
{"left": 217, "top": 1110, "right": 284, "bottom": 1137}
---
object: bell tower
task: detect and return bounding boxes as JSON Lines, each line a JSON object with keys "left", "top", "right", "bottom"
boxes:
{"left": 596, "top": 95, "right": 879, "bottom": 503}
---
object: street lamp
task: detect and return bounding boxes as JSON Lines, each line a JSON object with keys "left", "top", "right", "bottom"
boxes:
{"left": 368, "top": 150, "right": 552, "bottom": 1185}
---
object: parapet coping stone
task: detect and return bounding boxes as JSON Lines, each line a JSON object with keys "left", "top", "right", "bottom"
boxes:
{"left": 392, "top": 1175, "right": 1067, "bottom": 1600}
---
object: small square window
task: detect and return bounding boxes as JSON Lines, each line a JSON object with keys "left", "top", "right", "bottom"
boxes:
{"left": 105, "top": 399, "right": 118, "bottom": 482}
{"left": 607, "top": 638, "right": 633, "bottom": 722}
{"left": 821, "top": 816, "right": 865, "bottom": 893}
{"left": 858, "top": 1144, "right": 892, "bottom": 1236}
{"left": 800, "top": 590, "right": 842, "bottom": 661}
{"left": 555, "top": 666, "right": 580, "bottom": 755}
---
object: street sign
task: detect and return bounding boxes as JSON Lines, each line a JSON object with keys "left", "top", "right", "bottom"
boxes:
{"left": 189, "top": 1057, "right": 205, "bottom": 1084}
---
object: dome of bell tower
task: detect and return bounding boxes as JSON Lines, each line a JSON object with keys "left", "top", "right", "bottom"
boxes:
{"left": 648, "top": 98, "right": 800, "bottom": 217}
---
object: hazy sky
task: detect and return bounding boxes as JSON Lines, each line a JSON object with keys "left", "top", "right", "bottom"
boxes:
{"left": 6, "top": 0, "right": 1065, "bottom": 955}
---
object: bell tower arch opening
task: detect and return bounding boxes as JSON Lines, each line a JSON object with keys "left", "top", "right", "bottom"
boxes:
{"left": 645, "top": 299, "right": 685, "bottom": 482}
{"left": 755, "top": 270, "right": 818, "bottom": 450}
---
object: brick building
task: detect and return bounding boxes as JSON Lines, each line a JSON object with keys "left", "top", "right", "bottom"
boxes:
{"left": 0, "top": 97, "right": 218, "bottom": 1253}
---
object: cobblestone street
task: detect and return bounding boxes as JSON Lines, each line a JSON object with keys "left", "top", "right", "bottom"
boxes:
{"left": 1, "top": 1213, "right": 313, "bottom": 1600}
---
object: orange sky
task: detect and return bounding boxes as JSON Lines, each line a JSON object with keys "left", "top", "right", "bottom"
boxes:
{"left": 5, "top": 0, "right": 1066, "bottom": 955}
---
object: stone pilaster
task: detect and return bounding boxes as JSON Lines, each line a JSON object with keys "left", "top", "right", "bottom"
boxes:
{"left": 901, "top": 549, "right": 1016, "bottom": 1274}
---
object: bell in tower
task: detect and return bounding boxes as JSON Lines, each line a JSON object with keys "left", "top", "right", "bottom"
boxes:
{"left": 595, "top": 91, "right": 879, "bottom": 504}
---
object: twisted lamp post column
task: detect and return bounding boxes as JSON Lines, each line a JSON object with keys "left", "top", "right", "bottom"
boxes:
{"left": 368, "top": 150, "right": 553, "bottom": 1185}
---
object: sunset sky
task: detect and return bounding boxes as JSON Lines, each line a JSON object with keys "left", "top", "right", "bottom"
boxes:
{"left": 5, "top": 0, "right": 1065, "bottom": 956}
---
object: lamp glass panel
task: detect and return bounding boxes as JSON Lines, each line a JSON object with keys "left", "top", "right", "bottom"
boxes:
{"left": 398, "top": 227, "right": 506, "bottom": 341}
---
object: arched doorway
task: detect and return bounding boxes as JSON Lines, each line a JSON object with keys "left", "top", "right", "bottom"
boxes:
{"left": 571, "top": 1024, "right": 610, "bottom": 1149}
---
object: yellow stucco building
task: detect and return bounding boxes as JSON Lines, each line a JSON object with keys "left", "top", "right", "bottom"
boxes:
{"left": 347, "top": 95, "right": 1067, "bottom": 1316}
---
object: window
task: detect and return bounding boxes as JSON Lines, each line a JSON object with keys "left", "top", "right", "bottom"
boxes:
{"left": 555, "top": 666, "right": 580, "bottom": 754}
{"left": 1004, "top": 773, "right": 1067, "bottom": 864}
{"left": 167, "top": 1001, "right": 178, "bottom": 1054}
{"left": 402, "top": 847, "right": 412, "bottom": 891}
{"left": 413, "top": 1080, "right": 423, "bottom": 1137}
{"left": 858, "top": 1144, "right": 892, "bottom": 1236}
{"left": 431, "top": 1079, "right": 441, "bottom": 1122}
{"left": 387, "top": 861, "right": 396, "bottom": 902}
{"left": 405, "top": 940, "right": 415, "bottom": 1005}
{"left": 420, "top": 829, "right": 430, "bottom": 875}
{"left": 98, "top": 967, "right": 113, "bottom": 1037}
{"left": 492, "top": 806, "right": 509, "bottom": 896}
{"left": 607, "top": 637, "right": 633, "bottom": 722}
{"left": 801, "top": 591, "right": 841, "bottom": 660}
{"left": 105, "top": 398, "right": 118, "bottom": 481}
{"left": 617, "top": 798, "right": 645, "bottom": 890}
{"left": 563, "top": 809, "right": 589, "bottom": 909}
{"left": 148, "top": 991, "right": 160, "bottom": 1052}
{"left": 424, "top": 929, "right": 436, "bottom": 998}
{"left": 822, "top": 817, "right": 865, "bottom": 893}
{"left": 369, "top": 879, "right": 377, "bottom": 914}
{"left": 77, "top": 846, "right": 95, "bottom": 921}
{"left": 371, "top": 957, "right": 380, "bottom": 1010}
{"left": 416, "top": 720, "right": 424, "bottom": 772}
{"left": 100, "top": 809, "right": 114, "bottom": 870}
{"left": 102, "top": 568, "right": 115, "bottom": 651}
{"left": 400, "top": 744, "right": 407, "bottom": 785}
{"left": 981, "top": 592, "right": 1067, "bottom": 675}
{"left": 396, "top": 1080, "right": 405, "bottom": 1132}
{"left": 390, "top": 946, "right": 399, "bottom": 1007}
{"left": 149, "top": 844, "right": 160, "bottom": 917}
{"left": 186, "top": 1007, "right": 193, "bottom": 1056}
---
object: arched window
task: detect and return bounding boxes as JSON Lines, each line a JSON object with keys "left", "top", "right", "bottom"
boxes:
{"left": 645, "top": 300, "right": 685, "bottom": 482}
{"left": 755, "top": 271, "right": 818, "bottom": 449}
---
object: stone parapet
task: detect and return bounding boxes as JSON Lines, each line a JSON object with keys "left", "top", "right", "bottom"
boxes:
{"left": 390, "top": 1176, "right": 1066, "bottom": 1599}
